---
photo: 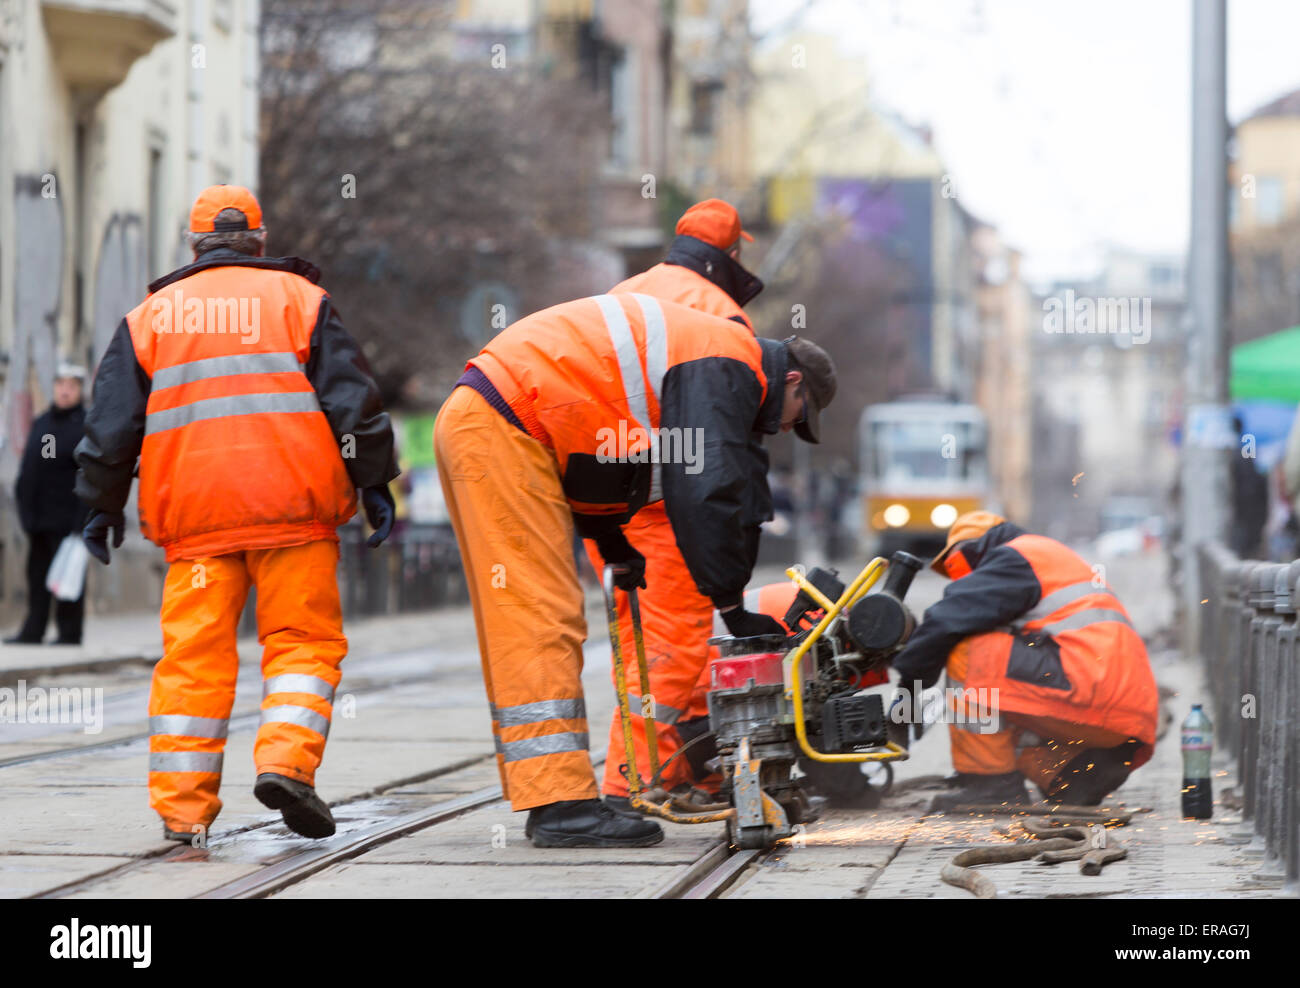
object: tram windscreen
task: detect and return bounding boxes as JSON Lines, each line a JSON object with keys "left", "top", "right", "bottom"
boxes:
{"left": 869, "top": 419, "right": 986, "bottom": 485}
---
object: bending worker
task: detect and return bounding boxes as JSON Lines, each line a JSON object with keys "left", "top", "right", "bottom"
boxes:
{"left": 75, "top": 185, "right": 398, "bottom": 843}
{"left": 891, "top": 511, "right": 1158, "bottom": 810}
{"left": 435, "top": 291, "right": 835, "bottom": 848}
{"left": 588, "top": 199, "right": 774, "bottom": 811}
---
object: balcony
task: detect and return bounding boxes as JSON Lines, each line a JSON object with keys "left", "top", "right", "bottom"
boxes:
{"left": 41, "top": 0, "right": 177, "bottom": 100}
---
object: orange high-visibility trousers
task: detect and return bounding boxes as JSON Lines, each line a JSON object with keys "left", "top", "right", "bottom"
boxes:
{"left": 585, "top": 502, "right": 715, "bottom": 797}
{"left": 148, "top": 540, "right": 346, "bottom": 833}
{"left": 944, "top": 636, "right": 1132, "bottom": 793}
{"left": 434, "top": 385, "right": 598, "bottom": 811}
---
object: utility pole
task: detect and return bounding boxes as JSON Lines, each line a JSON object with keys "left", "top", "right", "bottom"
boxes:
{"left": 1181, "top": 0, "right": 1231, "bottom": 644}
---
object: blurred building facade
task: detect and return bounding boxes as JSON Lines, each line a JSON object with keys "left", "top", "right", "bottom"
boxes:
{"left": 1033, "top": 249, "right": 1185, "bottom": 541}
{"left": 749, "top": 32, "right": 979, "bottom": 401}
{"left": 0, "top": 0, "right": 260, "bottom": 622}
{"left": 1228, "top": 87, "right": 1300, "bottom": 345}
{"left": 451, "top": 0, "right": 673, "bottom": 277}
{"left": 971, "top": 224, "right": 1033, "bottom": 524}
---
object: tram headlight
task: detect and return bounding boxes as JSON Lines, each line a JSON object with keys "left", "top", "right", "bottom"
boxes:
{"left": 883, "top": 504, "right": 910, "bottom": 528}
{"left": 930, "top": 503, "right": 958, "bottom": 528}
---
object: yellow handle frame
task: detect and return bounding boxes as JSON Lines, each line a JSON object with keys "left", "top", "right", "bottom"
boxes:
{"left": 783, "top": 559, "right": 909, "bottom": 765}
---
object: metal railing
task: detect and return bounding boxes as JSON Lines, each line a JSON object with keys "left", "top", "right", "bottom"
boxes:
{"left": 1196, "top": 542, "right": 1299, "bottom": 883}
{"left": 337, "top": 522, "right": 470, "bottom": 618}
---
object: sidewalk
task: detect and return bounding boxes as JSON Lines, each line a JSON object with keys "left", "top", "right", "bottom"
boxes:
{"left": 0, "top": 611, "right": 164, "bottom": 683}
{"left": 861, "top": 642, "right": 1292, "bottom": 898}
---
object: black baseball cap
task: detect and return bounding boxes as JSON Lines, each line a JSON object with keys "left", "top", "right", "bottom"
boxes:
{"left": 784, "top": 337, "right": 836, "bottom": 444}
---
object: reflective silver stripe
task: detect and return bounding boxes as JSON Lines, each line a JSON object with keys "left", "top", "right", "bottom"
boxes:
{"left": 149, "top": 715, "right": 229, "bottom": 740}
{"left": 494, "top": 698, "right": 587, "bottom": 728}
{"left": 1021, "top": 581, "right": 1112, "bottom": 622}
{"left": 152, "top": 352, "right": 304, "bottom": 391}
{"left": 149, "top": 751, "right": 223, "bottom": 773}
{"left": 500, "top": 731, "right": 590, "bottom": 763}
{"left": 626, "top": 694, "right": 684, "bottom": 726}
{"left": 712, "top": 612, "right": 727, "bottom": 636}
{"left": 594, "top": 294, "right": 661, "bottom": 504}
{"left": 1036, "top": 607, "right": 1133, "bottom": 636}
{"left": 260, "top": 704, "right": 331, "bottom": 738}
{"left": 630, "top": 294, "right": 669, "bottom": 404}
{"left": 743, "top": 589, "right": 762, "bottom": 611}
{"left": 264, "top": 674, "right": 336, "bottom": 703}
{"left": 146, "top": 391, "right": 322, "bottom": 436}
{"left": 630, "top": 294, "right": 670, "bottom": 503}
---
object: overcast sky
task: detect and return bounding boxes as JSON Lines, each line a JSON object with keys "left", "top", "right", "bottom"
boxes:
{"left": 751, "top": 0, "right": 1300, "bottom": 284}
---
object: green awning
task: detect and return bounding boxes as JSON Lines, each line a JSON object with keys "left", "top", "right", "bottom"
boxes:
{"left": 1230, "top": 325, "right": 1300, "bottom": 401}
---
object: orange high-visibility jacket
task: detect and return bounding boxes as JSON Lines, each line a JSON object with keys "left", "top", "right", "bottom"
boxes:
{"left": 611, "top": 233, "right": 761, "bottom": 332}
{"left": 611, "top": 236, "right": 770, "bottom": 537}
{"left": 893, "top": 522, "right": 1159, "bottom": 763}
{"left": 464, "top": 292, "right": 786, "bottom": 606}
{"left": 76, "top": 250, "right": 398, "bottom": 561}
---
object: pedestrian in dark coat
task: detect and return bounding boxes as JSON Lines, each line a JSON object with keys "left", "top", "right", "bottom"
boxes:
{"left": 6, "top": 363, "right": 90, "bottom": 644}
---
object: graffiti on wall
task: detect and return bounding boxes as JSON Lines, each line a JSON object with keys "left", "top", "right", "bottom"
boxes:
{"left": 93, "top": 214, "right": 145, "bottom": 363}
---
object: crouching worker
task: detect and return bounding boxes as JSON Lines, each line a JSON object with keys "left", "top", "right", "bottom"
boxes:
{"left": 435, "top": 291, "right": 834, "bottom": 847}
{"left": 74, "top": 185, "right": 398, "bottom": 843}
{"left": 890, "top": 512, "right": 1158, "bottom": 810}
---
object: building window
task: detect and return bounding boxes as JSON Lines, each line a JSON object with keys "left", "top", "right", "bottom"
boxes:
{"left": 690, "top": 79, "right": 722, "bottom": 136}
{"left": 147, "top": 147, "right": 164, "bottom": 279}
{"left": 1257, "top": 252, "right": 1283, "bottom": 299}
{"left": 1255, "top": 176, "right": 1284, "bottom": 226}
{"left": 609, "top": 48, "right": 631, "bottom": 167}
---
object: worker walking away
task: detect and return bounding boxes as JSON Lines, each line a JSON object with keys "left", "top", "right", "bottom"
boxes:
{"left": 75, "top": 185, "right": 398, "bottom": 843}
{"left": 435, "top": 291, "right": 834, "bottom": 847}
{"left": 6, "top": 362, "right": 89, "bottom": 645}
{"left": 890, "top": 512, "right": 1158, "bottom": 810}
{"left": 591, "top": 199, "right": 777, "bottom": 812}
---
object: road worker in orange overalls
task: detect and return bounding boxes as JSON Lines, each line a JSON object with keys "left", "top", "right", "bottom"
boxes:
{"left": 890, "top": 511, "right": 1159, "bottom": 810}
{"left": 435, "top": 291, "right": 835, "bottom": 847}
{"left": 75, "top": 186, "right": 398, "bottom": 843}
{"left": 586, "top": 200, "right": 771, "bottom": 811}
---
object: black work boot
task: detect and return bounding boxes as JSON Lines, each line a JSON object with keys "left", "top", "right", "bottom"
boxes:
{"left": 528, "top": 798, "right": 664, "bottom": 848}
{"left": 254, "top": 772, "right": 336, "bottom": 839}
{"left": 928, "top": 771, "right": 1030, "bottom": 813}
{"left": 163, "top": 825, "right": 199, "bottom": 844}
{"left": 1044, "top": 741, "right": 1138, "bottom": 805}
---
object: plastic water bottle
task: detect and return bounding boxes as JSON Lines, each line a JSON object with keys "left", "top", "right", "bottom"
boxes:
{"left": 1180, "top": 704, "right": 1213, "bottom": 819}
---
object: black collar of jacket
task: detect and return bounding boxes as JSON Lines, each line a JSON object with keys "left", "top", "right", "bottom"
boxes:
{"left": 955, "top": 521, "right": 1027, "bottom": 570}
{"left": 147, "top": 248, "right": 321, "bottom": 294}
{"left": 664, "top": 235, "right": 764, "bottom": 308}
{"left": 754, "top": 338, "right": 787, "bottom": 435}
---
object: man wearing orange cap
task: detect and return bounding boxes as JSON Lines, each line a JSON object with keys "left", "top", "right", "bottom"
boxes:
{"left": 890, "top": 511, "right": 1159, "bottom": 810}
{"left": 587, "top": 199, "right": 774, "bottom": 812}
{"left": 75, "top": 185, "right": 398, "bottom": 843}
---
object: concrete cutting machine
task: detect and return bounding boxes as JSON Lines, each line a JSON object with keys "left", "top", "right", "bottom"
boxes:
{"left": 603, "top": 550, "right": 924, "bottom": 849}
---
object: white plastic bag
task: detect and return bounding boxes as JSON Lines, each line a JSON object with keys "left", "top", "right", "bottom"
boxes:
{"left": 46, "top": 534, "right": 89, "bottom": 602}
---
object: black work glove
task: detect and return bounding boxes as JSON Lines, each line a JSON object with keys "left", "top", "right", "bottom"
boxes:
{"left": 596, "top": 529, "right": 646, "bottom": 591}
{"left": 361, "top": 485, "right": 396, "bottom": 548}
{"left": 887, "top": 686, "right": 926, "bottom": 750}
{"left": 720, "top": 607, "right": 786, "bottom": 639}
{"left": 83, "top": 510, "right": 125, "bottom": 566}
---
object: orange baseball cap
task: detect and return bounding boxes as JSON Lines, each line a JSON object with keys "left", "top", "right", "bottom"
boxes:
{"left": 675, "top": 198, "right": 753, "bottom": 249}
{"left": 931, "top": 510, "right": 1007, "bottom": 576}
{"left": 189, "top": 185, "right": 263, "bottom": 233}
